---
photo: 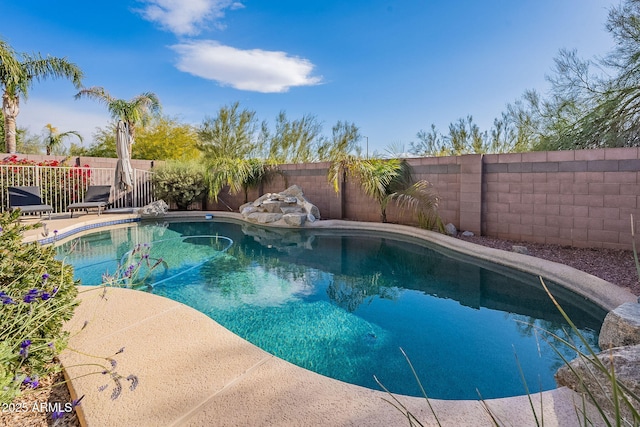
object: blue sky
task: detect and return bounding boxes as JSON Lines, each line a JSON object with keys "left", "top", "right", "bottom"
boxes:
{"left": 2, "top": 0, "right": 619, "bottom": 155}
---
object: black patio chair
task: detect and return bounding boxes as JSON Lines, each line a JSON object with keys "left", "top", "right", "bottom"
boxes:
{"left": 67, "top": 185, "right": 112, "bottom": 217}
{"left": 8, "top": 186, "right": 54, "bottom": 220}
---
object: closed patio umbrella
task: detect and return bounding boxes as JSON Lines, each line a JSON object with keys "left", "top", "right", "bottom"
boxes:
{"left": 115, "top": 120, "right": 133, "bottom": 192}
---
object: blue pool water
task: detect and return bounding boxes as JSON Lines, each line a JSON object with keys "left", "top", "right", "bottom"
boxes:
{"left": 56, "top": 219, "right": 606, "bottom": 400}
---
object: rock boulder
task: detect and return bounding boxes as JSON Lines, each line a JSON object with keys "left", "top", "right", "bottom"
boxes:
{"left": 599, "top": 303, "right": 640, "bottom": 350}
{"left": 444, "top": 223, "right": 457, "bottom": 236}
{"left": 511, "top": 245, "right": 530, "bottom": 255}
{"left": 140, "top": 200, "right": 169, "bottom": 216}
{"left": 555, "top": 344, "right": 640, "bottom": 421}
{"left": 240, "top": 185, "right": 320, "bottom": 227}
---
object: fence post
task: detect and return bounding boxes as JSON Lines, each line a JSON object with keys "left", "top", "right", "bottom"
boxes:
{"left": 132, "top": 169, "right": 137, "bottom": 207}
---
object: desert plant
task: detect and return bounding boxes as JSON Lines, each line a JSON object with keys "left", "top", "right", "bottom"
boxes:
{"left": 328, "top": 156, "right": 443, "bottom": 228}
{"left": 152, "top": 160, "right": 207, "bottom": 210}
{"left": 205, "top": 157, "right": 281, "bottom": 203}
{"left": 0, "top": 210, "right": 79, "bottom": 403}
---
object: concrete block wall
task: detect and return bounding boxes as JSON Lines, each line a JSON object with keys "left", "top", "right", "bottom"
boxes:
{"left": 204, "top": 147, "right": 640, "bottom": 250}
{"left": 404, "top": 156, "right": 461, "bottom": 228}
{"left": 269, "top": 163, "right": 343, "bottom": 220}
{"left": 208, "top": 163, "right": 343, "bottom": 219}
{"left": 482, "top": 148, "right": 640, "bottom": 250}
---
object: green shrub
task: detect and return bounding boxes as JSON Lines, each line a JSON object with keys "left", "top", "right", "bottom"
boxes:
{"left": 152, "top": 160, "right": 207, "bottom": 210}
{"left": 0, "top": 210, "right": 78, "bottom": 403}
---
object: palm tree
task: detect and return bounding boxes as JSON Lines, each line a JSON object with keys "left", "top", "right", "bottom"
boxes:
{"left": 329, "top": 156, "right": 443, "bottom": 228}
{"left": 74, "top": 87, "right": 161, "bottom": 152}
{"left": 43, "top": 123, "right": 82, "bottom": 155}
{"left": 0, "top": 39, "right": 83, "bottom": 153}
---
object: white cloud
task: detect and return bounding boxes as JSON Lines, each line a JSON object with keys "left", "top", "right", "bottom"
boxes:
{"left": 18, "top": 98, "right": 109, "bottom": 146}
{"left": 136, "top": 0, "right": 242, "bottom": 36}
{"left": 171, "top": 40, "right": 323, "bottom": 93}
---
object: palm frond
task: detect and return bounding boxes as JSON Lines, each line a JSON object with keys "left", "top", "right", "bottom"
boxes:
{"left": 389, "top": 180, "right": 439, "bottom": 213}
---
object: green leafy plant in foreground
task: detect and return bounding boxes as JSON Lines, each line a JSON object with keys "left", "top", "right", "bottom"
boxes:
{"left": 0, "top": 210, "right": 78, "bottom": 403}
{"left": 1, "top": 210, "right": 160, "bottom": 417}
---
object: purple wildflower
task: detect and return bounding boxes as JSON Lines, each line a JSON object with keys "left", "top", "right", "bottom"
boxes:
{"left": 19, "top": 340, "right": 32, "bottom": 358}
{"left": 0, "top": 291, "right": 15, "bottom": 305}
{"left": 111, "top": 378, "right": 122, "bottom": 400}
{"left": 23, "top": 293, "right": 37, "bottom": 303}
{"left": 51, "top": 410, "right": 65, "bottom": 420}
{"left": 123, "top": 263, "right": 136, "bottom": 278}
{"left": 22, "top": 376, "right": 38, "bottom": 388}
{"left": 42, "top": 273, "right": 49, "bottom": 281}
{"left": 40, "top": 291, "right": 51, "bottom": 301}
{"left": 72, "top": 395, "right": 84, "bottom": 407}
{"left": 23, "top": 288, "right": 40, "bottom": 303}
{"left": 126, "top": 375, "right": 139, "bottom": 391}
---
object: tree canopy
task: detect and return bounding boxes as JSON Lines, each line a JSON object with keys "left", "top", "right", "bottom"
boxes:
{"left": 132, "top": 116, "right": 200, "bottom": 160}
{"left": 0, "top": 39, "right": 83, "bottom": 153}
{"left": 409, "top": 0, "right": 640, "bottom": 155}
{"left": 70, "top": 116, "right": 200, "bottom": 160}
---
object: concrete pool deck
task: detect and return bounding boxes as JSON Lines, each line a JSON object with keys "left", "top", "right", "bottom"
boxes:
{"left": 23, "top": 211, "right": 638, "bottom": 426}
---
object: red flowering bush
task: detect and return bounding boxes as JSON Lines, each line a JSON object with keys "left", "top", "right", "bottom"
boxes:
{"left": 0, "top": 156, "right": 93, "bottom": 211}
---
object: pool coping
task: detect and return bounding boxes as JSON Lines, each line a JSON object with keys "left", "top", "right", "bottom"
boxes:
{"left": 36, "top": 211, "right": 637, "bottom": 426}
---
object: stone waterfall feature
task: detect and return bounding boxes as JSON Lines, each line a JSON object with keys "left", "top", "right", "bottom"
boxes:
{"left": 239, "top": 185, "right": 320, "bottom": 226}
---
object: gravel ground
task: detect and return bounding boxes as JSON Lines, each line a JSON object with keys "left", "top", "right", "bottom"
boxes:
{"left": 458, "top": 234, "right": 640, "bottom": 296}
{"left": 0, "top": 371, "right": 79, "bottom": 427}
{"left": 3, "top": 236, "right": 638, "bottom": 426}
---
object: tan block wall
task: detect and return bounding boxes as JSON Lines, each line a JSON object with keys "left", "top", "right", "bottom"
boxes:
{"left": 482, "top": 148, "right": 640, "bottom": 250}
{"left": 203, "top": 147, "right": 639, "bottom": 250}
{"left": 404, "top": 156, "right": 461, "bottom": 227}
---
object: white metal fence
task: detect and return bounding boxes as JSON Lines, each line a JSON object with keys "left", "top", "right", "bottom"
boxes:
{"left": 0, "top": 165, "right": 156, "bottom": 214}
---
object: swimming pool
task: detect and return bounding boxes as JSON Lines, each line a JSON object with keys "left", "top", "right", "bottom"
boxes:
{"left": 56, "top": 219, "right": 605, "bottom": 400}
